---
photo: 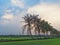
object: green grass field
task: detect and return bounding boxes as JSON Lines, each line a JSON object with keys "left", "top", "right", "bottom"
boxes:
{"left": 0, "top": 38, "right": 60, "bottom": 45}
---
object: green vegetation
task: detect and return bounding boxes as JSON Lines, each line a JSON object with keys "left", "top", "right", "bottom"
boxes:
{"left": 0, "top": 38, "right": 60, "bottom": 45}
{"left": 0, "top": 35, "right": 53, "bottom": 42}
{"left": 0, "top": 36, "right": 32, "bottom": 42}
{"left": 0, "top": 35, "right": 58, "bottom": 42}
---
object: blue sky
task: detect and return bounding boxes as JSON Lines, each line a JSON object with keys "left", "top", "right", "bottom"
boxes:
{"left": 0, "top": 0, "right": 60, "bottom": 35}
{"left": 0, "top": 0, "right": 40, "bottom": 17}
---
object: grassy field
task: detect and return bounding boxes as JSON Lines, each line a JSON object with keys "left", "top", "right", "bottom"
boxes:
{"left": 0, "top": 38, "right": 60, "bottom": 45}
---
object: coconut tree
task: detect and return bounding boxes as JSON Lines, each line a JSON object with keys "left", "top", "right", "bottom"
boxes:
{"left": 22, "top": 14, "right": 33, "bottom": 35}
{"left": 50, "top": 28, "right": 60, "bottom": 35}
{"left": 40, "top": 20, "right": 46, "bottom": 35}
{"left": 40, "top": 20, "right": 53, "bottom": 35}
{"left": 31, "top": 15, "right": 41, "bottom": 35}
{"left": 40, "top": 20, "right": 49, "bottom": 35}
{"left": 43, "top": 21, "right": 51, "bottom": 35}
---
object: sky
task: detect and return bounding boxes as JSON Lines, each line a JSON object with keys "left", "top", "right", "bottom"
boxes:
{"left": 0, "top": 0, "right": 60, "bottom": 35}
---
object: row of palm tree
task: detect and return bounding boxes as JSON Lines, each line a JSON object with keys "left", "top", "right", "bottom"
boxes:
{"left": 22, "top": 14, "right": 60, "bottom": 36}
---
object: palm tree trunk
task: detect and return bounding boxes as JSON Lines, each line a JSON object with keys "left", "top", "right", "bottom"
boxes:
{"left": 46, "top": 31, "right": 48, "bottom": 35}
{"left": 35, "top": 30, "right": 37, "bottom": 35}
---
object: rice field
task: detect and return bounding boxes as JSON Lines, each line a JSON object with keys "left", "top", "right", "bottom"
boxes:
{"left": 0, "top": 35, "right": 59, "bottom": 45}
{"left": 0, "top": 38, "right": 60, "bottom": 45}
{"left": 0, "top": 35, "right": 53, "bottom": 42}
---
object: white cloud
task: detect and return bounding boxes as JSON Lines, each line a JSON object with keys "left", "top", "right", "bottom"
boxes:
{"left": 0, "top": 13, "right": 14, "bottom": 25}
{"left": 27, "top": 3, "right": 60, "bottom": 30}
{"left": 2, "top": 14, "right": 14, "bottom": 20}
{"left": 11, "top": 0, "right": 24, "bottom": 8}
{"left": 0, "top": 7, "right": 25, "bottom": 26}
{"left": 6, "top": 9, "right": 12, "bottom": 13}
